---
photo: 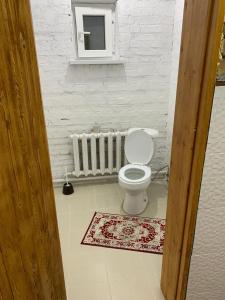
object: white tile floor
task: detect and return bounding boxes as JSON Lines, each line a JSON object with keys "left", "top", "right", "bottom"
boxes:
{"left": 54, "top": 180, "right": 167, "bottom": 300}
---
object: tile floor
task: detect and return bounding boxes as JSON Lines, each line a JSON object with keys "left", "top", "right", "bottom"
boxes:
{"left": 54, "top": 180, "right": 167, "bottom": 300}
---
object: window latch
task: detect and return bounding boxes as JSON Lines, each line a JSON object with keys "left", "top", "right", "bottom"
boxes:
{"left": 78, "top": 31, "right": 91, "bottom": 41}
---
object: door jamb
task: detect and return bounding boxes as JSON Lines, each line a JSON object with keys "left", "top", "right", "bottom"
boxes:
{"left": 161, "top": 1, "right": 225, "bottom": 299}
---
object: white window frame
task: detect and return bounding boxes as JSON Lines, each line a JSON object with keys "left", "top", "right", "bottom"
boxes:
{"left": 75, "top": 6, "right": 113, "bottom": 58}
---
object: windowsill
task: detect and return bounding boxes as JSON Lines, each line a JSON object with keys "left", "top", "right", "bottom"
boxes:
{"left": 69, "top": 58, "right": 125, "bottom": 65}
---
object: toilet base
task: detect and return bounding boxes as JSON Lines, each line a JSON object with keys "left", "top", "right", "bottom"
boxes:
{"left": 122, "top": 189, "right": 148, "bottom": 215}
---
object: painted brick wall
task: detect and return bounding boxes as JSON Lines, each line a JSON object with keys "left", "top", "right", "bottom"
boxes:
{"left": 30, "top": 0, "right": 175, "bottom": 180}
{"left": 167, "top": 0, "right": 184, "bottom": 160}
{"left": 186, "top": 87, "right": 225, "bottom": 300}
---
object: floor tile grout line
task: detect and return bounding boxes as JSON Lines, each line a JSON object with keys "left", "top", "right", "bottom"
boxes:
{"left": 105, "top": 262, "right": 113, "bottom": 300}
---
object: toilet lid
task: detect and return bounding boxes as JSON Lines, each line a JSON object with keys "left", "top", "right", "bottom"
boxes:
{"left": 125, "top": 129, "right": 154, "bottom": 165}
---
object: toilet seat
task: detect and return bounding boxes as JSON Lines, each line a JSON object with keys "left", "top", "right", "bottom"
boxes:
{"left": 119, "top": 164, "right": 151, "bottom": 184}
{"left": 125, "top": 129, "right": 154, "bottom": 165}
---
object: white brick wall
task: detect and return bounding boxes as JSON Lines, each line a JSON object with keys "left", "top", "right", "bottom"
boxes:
{"left": 186, "top": 87, "right": 225, "bottom": 300}
{"left": 167, "top": 0, "right": 184, "bottom": 160}
{"left": 30, "top": 0, "right": 175, "bottom": 180}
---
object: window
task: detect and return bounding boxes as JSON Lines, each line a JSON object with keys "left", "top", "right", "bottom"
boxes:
{"left": 71, "top": 0, "right": 124, "bottom": 64}
{"left": 75, "top": 6, "right": 113, "bottom": 58}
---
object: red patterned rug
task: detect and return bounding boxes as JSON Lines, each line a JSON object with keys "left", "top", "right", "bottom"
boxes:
{"left": 81, "top": 212, "right": 165, "bottom": 254}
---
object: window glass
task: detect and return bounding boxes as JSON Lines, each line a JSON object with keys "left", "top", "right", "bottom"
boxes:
{"left": 83, "top": 16, "right": 106, "bottom": 50}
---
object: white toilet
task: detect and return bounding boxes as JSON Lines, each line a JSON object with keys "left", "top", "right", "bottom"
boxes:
{"left": 118, "top": 128, "right": 159, "bottom": 215}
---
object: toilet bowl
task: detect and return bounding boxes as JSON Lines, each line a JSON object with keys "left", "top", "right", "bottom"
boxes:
{"left": 118, "top": 128, "right": 158, "bottom": 215}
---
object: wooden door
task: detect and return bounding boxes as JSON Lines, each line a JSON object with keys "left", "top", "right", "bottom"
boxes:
{"left": 161, "top": 1, "right": 225, "bottom": 299}
{"left": 0, "top": 0, "right": 67, "bottom": 299}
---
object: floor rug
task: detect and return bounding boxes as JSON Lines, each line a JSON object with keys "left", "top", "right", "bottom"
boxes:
{"left": 81, "top": 212, "right": 165, "bottom": 254}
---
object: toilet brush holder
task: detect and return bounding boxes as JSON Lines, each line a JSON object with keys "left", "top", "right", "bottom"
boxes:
{"left": 63, "top": 182, "right": 74, "bottom": 195}
{"left": 62, "top": 167, "right": 74, "bottom": 195}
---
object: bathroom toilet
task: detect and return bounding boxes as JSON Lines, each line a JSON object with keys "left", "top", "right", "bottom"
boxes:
{"left": 118, "top": 128, "right": 158, "bottom": 215}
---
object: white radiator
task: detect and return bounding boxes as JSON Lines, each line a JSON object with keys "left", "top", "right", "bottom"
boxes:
{"left": 70, "top": 131, "right": 128, "bottom": 178}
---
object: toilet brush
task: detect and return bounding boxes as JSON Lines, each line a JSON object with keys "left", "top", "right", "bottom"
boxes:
{"left": 62, "top": 167, "right": 74, "bottom": 195}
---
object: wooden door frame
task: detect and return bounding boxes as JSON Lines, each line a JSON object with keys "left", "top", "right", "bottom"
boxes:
{"left": 161, "top": 1, "right": 225, "bottom": 299}
{"left": 0, "top": 0, "right": 66, "bottom": 298}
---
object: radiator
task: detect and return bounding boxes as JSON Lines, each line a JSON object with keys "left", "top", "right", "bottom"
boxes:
{"left": 70, "top": 131, "right": 128, "bottom": 177}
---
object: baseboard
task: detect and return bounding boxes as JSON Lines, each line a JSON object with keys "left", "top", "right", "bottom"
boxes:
{"left": 53, "top": 171, "right": 167, "bottom": 187}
